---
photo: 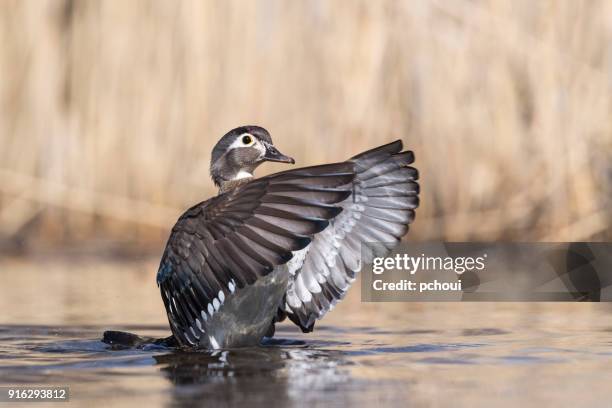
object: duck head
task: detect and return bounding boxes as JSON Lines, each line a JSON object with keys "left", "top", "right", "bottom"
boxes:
{"left": 210, "top": 126, "right": 294, "bottom": 192}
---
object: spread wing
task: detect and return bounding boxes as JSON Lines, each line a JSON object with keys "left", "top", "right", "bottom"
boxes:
{"left": 283, "top": 140, "right": 419, "bottom": 331}
{"left": 156, "top": 163, "right": 355, "bottom": 346}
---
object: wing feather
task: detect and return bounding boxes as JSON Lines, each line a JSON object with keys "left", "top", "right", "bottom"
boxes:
{"left": 156, "top": 162, "right": 356, "bottom": 347}
{"left": 283, "top": 140, "right": 419, "bottom": 331}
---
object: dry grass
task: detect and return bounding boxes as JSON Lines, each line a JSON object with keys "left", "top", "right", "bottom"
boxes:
{"left": 1, "top": 0, "right": 612, "bottom": 249}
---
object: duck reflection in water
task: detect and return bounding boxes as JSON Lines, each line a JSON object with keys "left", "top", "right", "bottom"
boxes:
{"left": 153, "top": 339, "right": 353, "bottom": 407}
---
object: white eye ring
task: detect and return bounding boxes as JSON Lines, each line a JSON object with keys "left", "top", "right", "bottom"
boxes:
{"left": 240, "top": 133, "right": 254, "bottom": 146}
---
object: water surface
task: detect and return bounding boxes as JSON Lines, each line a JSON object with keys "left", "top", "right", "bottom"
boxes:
{"left": 1, "top": 258, "right": 612, "bottom": 407}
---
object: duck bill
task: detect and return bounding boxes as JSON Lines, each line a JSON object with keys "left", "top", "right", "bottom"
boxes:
{"left": 264, "top": 147, "right": 295, "bottom": 164}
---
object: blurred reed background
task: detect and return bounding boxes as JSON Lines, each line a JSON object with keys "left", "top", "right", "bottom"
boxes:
{"left": 1, "top": 0, "right": 612, "bottom": 254}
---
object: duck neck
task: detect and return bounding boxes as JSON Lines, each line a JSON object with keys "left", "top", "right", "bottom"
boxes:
{"left": 211, "top": 160, "right": 255, "bottom": 194}
{"left": 217, "top": 175, "right": 253, "bottom": 194}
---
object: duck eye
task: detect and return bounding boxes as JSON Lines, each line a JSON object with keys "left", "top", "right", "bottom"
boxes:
{"left": 241, "top": 135, "right": 253, "bottom": 145}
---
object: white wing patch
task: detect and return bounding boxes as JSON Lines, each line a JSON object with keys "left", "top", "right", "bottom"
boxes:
{"left": 285, "top": 246, "right": 311, "bottom": 308}
{"left": 180, "top": 289, "right": 230, "bottom": 348}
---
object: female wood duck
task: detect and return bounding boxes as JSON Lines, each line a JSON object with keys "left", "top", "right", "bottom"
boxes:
{"left": 156, "top": 125, "right": 419, "bottom": 349}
